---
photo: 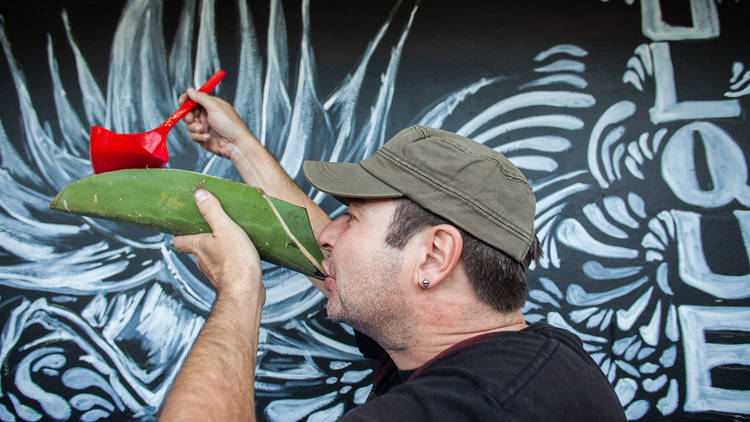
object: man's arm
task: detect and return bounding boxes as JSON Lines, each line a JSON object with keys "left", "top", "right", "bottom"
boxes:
{"left": 160, "top": 190, "right": 265, "bottom": 421}
{"left": 179, "top": 89, "right": 330, "bottom": 294}
{"left": 179, "top": 89, "right": 330, "bottom": 235}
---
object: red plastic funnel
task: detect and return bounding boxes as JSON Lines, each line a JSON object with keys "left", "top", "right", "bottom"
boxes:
{"left": 89, "top": 70, "right": 225, "bottom": 174}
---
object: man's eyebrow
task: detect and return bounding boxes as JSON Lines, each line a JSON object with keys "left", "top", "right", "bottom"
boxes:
{"left": 346, "top": 200, "right": 367, "bottom": 217}
{"left": 347, "top": 200, "right": 363, "bottom": 210}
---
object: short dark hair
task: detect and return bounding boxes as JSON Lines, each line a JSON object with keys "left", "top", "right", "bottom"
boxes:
{"left": 385, "top": 198, "right": 541, "bottom": 313}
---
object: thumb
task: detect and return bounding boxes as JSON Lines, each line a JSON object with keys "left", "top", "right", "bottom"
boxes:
{"left": 186, "top": 88, "right": 216, "bottom": 111}
{"left": 193, "top": 189, "right": 231, "bottom": 231}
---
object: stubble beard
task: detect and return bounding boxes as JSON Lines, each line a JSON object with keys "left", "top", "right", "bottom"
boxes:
{"left": 327, "top": 246, "right": 414, "bottom": 352}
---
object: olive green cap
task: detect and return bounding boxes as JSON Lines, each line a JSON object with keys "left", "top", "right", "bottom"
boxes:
{"left": 303, "top": 126, "right": 536, "bottom": 263}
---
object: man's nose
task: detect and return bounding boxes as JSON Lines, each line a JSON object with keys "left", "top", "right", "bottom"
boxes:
{"left": 317, "top": 214, "right": 347, "bottom": 252}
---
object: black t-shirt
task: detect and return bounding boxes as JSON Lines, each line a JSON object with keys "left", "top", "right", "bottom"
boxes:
{"left": 343, "top": 322, "right": 626, "bottom": 421}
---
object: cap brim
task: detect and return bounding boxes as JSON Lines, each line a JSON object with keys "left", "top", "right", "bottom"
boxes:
{"left": 303, "top": 161, "right": 403, "bottom": 200}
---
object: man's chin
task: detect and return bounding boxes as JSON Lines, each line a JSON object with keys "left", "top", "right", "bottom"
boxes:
{"left": 325, "top": 299, "right": 341, "bottom": 322}
{"left": 326, "top": 301, "right": 357, "bottom": 330}
{"left": 325, "top": 298, "right": 366, "bottom": 333}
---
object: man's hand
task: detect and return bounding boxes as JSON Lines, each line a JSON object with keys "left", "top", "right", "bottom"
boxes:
{"left": 172, "top": 189, "right": 263, "bottom": 297}
{"left": 179, "top": 89, "right": 256, "bottom": 162}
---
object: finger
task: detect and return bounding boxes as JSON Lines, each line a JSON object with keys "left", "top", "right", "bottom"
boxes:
{"left": 186, "top": 120, "right": 205, "bottom": 133}
{"left": 183, "top": 110, "right": 195, "bottom": 124}
{"left": 186, "top": 110, "right": 207, "bottom": 130}
{"left": 186, "top": 88, "right": 218, "bottom": 113}
{"left": 193, "top": 190, "right": 234, "bottom": 232}
{"left": 172, "top": 233, "right": 205, "bottom": 254}
{"left": 189, "top": 132, "right": 211, "bottom": 143}
{"left": 178, "top": 92, "right": 188, "bottom": 106}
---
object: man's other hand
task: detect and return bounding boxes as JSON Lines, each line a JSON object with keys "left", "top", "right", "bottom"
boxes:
{"left": 172, "top": 189, "right": 263, "bottom": 298}
{"left": 178, "top": 88, "right": 256, "bottom": 161}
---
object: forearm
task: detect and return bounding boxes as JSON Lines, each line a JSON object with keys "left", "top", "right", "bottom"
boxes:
{"left": 230, "top": 135, "right": 331, "bottom": 236}
{"left": 160, "top": 288, "right": 265, "bottom": 421}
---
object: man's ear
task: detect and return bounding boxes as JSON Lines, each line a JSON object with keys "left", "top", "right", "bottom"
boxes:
{"left": 413, "top": 224, "right": 463, "bottom": 290}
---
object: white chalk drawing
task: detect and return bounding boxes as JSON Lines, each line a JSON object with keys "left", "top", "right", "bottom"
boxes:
{"left": 649, "top": 43, "right": 740, "bottom": 124}
{"left": 678, "top": 306, "right": 750, "bottom": 413}
{"left": 0, "top": 0, "right": 748, "bottom": 420}
{"left": 640, "top": 0, "right": 720, "bottom": 41}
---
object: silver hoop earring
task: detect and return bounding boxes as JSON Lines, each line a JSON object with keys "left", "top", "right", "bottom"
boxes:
{"left": 421, "top": 279, "right": 430, "bottom": 289}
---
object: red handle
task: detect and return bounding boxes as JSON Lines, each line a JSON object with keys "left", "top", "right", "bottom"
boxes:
{"left": 162, "top": 69, "right": 226, "bottom": 130}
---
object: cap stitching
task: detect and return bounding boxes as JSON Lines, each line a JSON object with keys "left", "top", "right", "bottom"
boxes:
{"left": 388, "top": 131, "right": 532, "bottom": 190}
{"left": 411, "top": 125, "right": 431, "bottom": 139}
{"left": 378, "top": 148, "right": 533, "bottom": 242}
{"left": 436, "top": 137, "right": 532, "bottom": 190}
{"left": 324, "top": 162, "right": 402, "bottom": 197}
{"left": 307, "top": 161, "right": 403, "bottom": 199}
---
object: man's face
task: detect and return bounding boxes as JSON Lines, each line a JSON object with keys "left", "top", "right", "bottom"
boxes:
{"left": 318, "top": 199, "right": 414, "bottom": 350}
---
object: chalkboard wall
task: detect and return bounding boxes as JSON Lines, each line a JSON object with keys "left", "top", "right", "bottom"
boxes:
{"left": 0, "top": 0, "right": 748, "bottom": 420}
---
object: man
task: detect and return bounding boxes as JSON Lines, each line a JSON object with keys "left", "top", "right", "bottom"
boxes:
{"left": 159, "top": 88, "right": 625, "bottom": 420}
